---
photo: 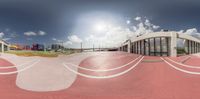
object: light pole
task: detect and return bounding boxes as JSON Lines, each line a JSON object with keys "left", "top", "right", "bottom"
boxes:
{"left": 61, "top": 41, "right": 64, "bottom": 53}
{"left": 81, "top": 42, "right": 83, "bottom": 52}
{"left": 93, "top": 44, "right": 94, "bottom": 52}
{"left": 43, "top": 43, "right": 46, "bottom": 52}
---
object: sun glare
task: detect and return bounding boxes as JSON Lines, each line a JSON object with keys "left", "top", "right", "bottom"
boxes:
{"left": 94, "top": 22, "right": 107, "bottom": 32}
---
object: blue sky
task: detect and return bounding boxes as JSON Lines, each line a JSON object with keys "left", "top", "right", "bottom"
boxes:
{"left": 0, "top": 0, "right": 200, "bottom": 48}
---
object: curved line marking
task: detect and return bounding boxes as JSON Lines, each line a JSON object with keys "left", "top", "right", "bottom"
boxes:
{"left": 62, "top": 56, "right": 144, "bottom": 79}
{"left": 0, "top": 60, "right": 40, "bottom": 75}
{"left": 0, "top": 59, "right": 38, "bottom": 69}
{"left": 161, "top": 57, "right": 200, "bottom": 75}
{"left": 64, "top": 55, "right": 142, "bottom": 72}
{"left": 166, "top": 57, "right": 200, "bottom": 69}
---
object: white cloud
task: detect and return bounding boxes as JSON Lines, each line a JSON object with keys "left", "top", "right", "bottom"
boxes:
{"left": 144, "top": 19, "right": 151, "bottom": 26}
{"left": 68, "top": 35, "right": 82, "bottom": 43}
{"left": 52, "top": 38, "right": 57, "bottom": 41}
{"left": 24, "top": 31, "right": 37, "bottom": 36}
{"left": 64, "top": 41, "right": 72, "bottom": 46}
{"left": 183, "top": 28, "right": 200, "bottom": 39}
{"left": 3, "top": 38, "right": 10, "bottom": 41}
{"left": 80, "top": 16, "right": 161, "bottom": 48}
{"left": 10, "top": 33, "right": 18, "bottom": 38}
{"left": 152, "top": 25, "right": 160, "bottom": 29}
{"left": 24, "top": 31, "right": 47, "bottom": 36}
{"left": 178, "top": 30, "right": 184, "bottom": 33}
{"left": 126, "top": 20, "right": 131, "bottom": 24}
{"left": 184, "top": 28, "right": 198, "bottom": 35}
{"left": 135, "top": 16, "right": 141, "bottom": 21}
{"left": 38, "top": 31, "right": 46, "bottom": 36}
{"left": 133, "top": 18, "right": 160, "bottom": 36}
{"left": 68, "top": 16, "right": 161, "bottom": 48}
{"left": 52, "top": 38, "right": 63, "bottom": 43}
{"left": 0, "top": 32, "right": 4, "bottom": 39}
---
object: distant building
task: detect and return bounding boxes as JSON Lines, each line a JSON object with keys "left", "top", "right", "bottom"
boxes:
{"left": 10, "top": 44, "right": 23, "bottom": 50}
{"left": 23, "top": 45, "right": 31, "bottom": 50}
{"left": 31, "top": 44, "right": 45, "bottom": 51}
{"left": 51, "top": 44, "right": 64, "bottom": 51}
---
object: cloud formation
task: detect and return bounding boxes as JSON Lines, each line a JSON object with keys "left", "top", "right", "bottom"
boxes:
{"left": 38, "top": 31, "right": 46, "bottom": 36}
{"left": 64, "top": 41, "right": 72, "bottom": 45}
{"left": 81, "top": 16, "right": 161, "bottom": 48}
{"left": 24, "top": 31, "right": 47, "bottom": 36}
{"left": 24, "top": 31, "right": 37, "bottom": 36}
{"left": 0, "top": 32, "right": 4, "bottom": 39}
{"left": 0, "top": 32, "right": 11, "bottom": 41}
{"left": 133, "top": 18, "right": 160, "bottom": 36}
{"left": 68, "top": 35, "right": 82, "bottom": 43}
{"left": 135, "top": 16, "right": 141, "bottom": 21}
{"left": 52, "top": 38, "right": 63, "bottom": 43}
{"left": 3, "top": 38, "right": 11, "bottom": 41}
{"left": 182, "top": 28, "right": 200, "bottom": 39}
{"left": 52, "top": 35, "right": 82, "bottom": 47}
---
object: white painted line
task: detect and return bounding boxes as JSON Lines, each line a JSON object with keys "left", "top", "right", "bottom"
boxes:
{"left": 166, "top": 57, "right": 200, "bottom": 69}
{"left": 0, "top": 60, "right": 40, "bottom": 75}
{"left": 0, "top": 59, "right": 38, "bottom": 69}
{"left": 62, "top": 56, "right": 144, "bottom": 79}
{"left": 64, "top": 55, "right": 142, "bottom": 72}
{"left": 161, "top": 57, "right": 200, "bottom": 75}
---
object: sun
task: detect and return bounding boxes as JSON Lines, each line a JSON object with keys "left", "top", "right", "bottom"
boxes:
{"left": 94, "top": 21, "right": 108, "bottom": 32}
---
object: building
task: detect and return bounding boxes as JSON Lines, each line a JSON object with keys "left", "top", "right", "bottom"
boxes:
{"left": 0, "top": 40, "right": 10, "bottom": 52}
{"left": 10, "top": 44, "right": 21, "bottom": 50}
{"left": 51, "top": 44, "right": 64, "bottom": 51}
{"left": 31, "top": 44, "right": 45, "bottom": 51}
{"left": 119, "top": 32, "right": 200, "bottom": 57}
{"left": 23, "top": 45, "right": 31, "bottom": 50}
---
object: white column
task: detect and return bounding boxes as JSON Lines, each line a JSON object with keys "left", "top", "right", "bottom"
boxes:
{"left": 184, "top": 40, "right": 188, "bottom": 54}
{"left": 127, "top": 40, "right": 131, "bottom": 53}
{"left": 1, "top": 43, "right": 4, "bottom": 53}
{"left": 170, "top": 32, "right": 177, "bottom": 57}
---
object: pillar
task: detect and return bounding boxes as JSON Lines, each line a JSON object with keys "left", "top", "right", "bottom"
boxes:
{"left": 197, "top": 43, "right": 198, "bottom": 53}
{"left": 189, "top": 41, "right": 192, "bottom": 54}
{"left": 140, "top": 40, "right": 142, "bottom": 54}
{"left": 136, "top": 42, "right": 138, "bottom": 54}
{"left": 170, "top": 32, "right": 177, "bottom": 57}
{"left": 192, "top": 41, "right": 194, "bottom": 54}
{"left": 127, "top": 40, "right": 131, "bottom": 53}
{"left": 184, "top": 40, "right": 189, "bottom": 54}
{"left": 143, "top": 39, "right": 146, "bottom": 55}
{"left": 148, "top": 38, "right": 150, "bottom": 56}
{"left": 166, "top": 37, "right": 169, "bottom": 56}
{"left": 1, "top": 43, "right": 4, "bottom": 53}
{"left": 195, "top": 42, "right": 196, "bottom": 53}
{"left": 134, "top": 42, "right": 136, "bottom": 53}
{"left": 160, "top": 37, "right": 162, "bottom": 56}
{"left": 154, "top": 38, "right": 156, "bottom": 56}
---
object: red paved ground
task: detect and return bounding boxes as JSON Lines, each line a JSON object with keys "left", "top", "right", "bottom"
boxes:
{"left": 1, "top": 52, "right": 200, "bottom": 99}
{"left": 184, "top": 56, "right": 200, "bottom": 66}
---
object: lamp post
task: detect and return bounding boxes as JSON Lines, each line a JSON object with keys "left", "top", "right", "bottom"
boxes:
{"left": 81, "top": 42, "right": 83, "bottom": 52}
{"left": 43, "top": 43, "right": 46, "bottom": 52}
{"left": 93, "top": 44, "right": 94, "bottom": 52}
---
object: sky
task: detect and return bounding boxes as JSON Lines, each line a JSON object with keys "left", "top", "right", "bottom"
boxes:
{"left": 0, "top": 0, "right": 200, "bottom": 48}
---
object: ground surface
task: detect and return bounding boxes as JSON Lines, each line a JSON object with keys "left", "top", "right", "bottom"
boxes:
{"left": 6, "top": 50, "right": 58, "bottom": 57}
{"left": 0, "top": 52, "right": 200, "bottom": 99}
